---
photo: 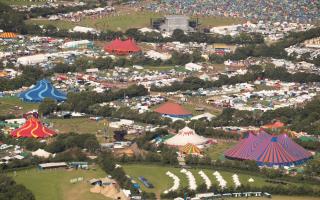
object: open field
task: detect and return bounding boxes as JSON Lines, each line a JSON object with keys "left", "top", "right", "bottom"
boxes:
{"left": 26, "top": 11, "right": 162, "bottom": 32}
{"left": 204, "top": 141, "right": 237, "bottom": 160}
{"left": 48, "top": 118, "right": 106, "bottom": 134}
{"left": 123, "top": 164, "right": 272, "bottom": 195}
{"left": 0, "top": 0, "right": 45, "bottom": 5}
{"left": 7, "top": 165, "right": 319, "bottom": 200}
{"left": 0, "top": 96, "right": 38, "bottom": 116}
{"left": 47, "top": 118, "right": 113, "bottom": 142}
{"left": 26, "top": 11, "right": 244, "bottom": 32}
{"left": 9, "top": 167, "right": 109, "bottom": 200}
{"left": 123, "top": 164, "right": 320, "bottom": 198}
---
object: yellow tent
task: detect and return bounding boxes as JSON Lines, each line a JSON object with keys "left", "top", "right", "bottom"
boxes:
{"left": 180, "top": 143, "right": 201, "bottom": 155}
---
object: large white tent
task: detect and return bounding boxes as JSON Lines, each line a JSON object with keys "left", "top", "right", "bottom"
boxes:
{"left": 164, "top": 127, "right": 208, "bottom": 146}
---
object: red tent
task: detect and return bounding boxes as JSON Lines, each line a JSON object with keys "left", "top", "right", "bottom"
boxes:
{"left": 154, "top": 102, "right": 192, "bottom": 118}
{"left": 11, "top": 113, "right": 56, "bottom": 138}
{"left": 104, "top": 38, "right": 141, "bottom": 55}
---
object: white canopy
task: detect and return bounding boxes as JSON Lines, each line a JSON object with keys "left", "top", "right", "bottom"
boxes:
{"left": 164, "top": 127, "right": 208, "bottom": 146}
{"left": 32, "top": 149, "right": 52, "bottom": 158}
{"left": 191, "top": 112, "right": 216, "bottom": 121}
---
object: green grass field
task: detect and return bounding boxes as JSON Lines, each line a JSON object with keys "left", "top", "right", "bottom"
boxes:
{"left": 0, "top": 0, "right": 45, "bottom": 5}
{"left": 123, "top": 164, "right": 272, "bottom": 195}
{"left": 47, "top": 118, "right": 113, "bottom": 142}
{"left": 26, "top": 11, "right": 162, "bottom": 32}
{"left": 48, "top": 118, "right": 106, "bottom": 134}
{"left": 0, "top": 96, "right": 38, "bottom": 116}
{"left": 26, "top": 11, "right": 244, "bottom": 32}
{"left": 123, "top": 164, "right": 320, "bottom": 199}
{"left": 7, "top": 165, "right": 320, "bottom": 200}
{"left": 204, "top": 141, "right": 237, "bottom": 161}
{"left": 9, "top": 167, "right": 109, "bottom": 200}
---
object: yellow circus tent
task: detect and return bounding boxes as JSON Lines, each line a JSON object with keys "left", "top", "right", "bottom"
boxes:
{"left": 180, "top": 143, "right": 202, "bottom": 155}
{"left": 0, "top": 32, "right": 17, "bottom": 39}
{"left": 0, "top": 71, "right": 8, "bottom": 77}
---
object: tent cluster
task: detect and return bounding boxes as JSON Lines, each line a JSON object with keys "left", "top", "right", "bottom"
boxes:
{"left": 224, "top": 130, "right": 312, "bottom": 167}
{"left": 19, "top": 79, "right": 67, "bottom": 102}
{"left": 11, "top": 112, "right": 56, "bottom": 138}
{"left": 104, "top": 38, "right": 141, "bottom": 55}
{"left": 155, "top": 101, "right": 192, "bottom": 118}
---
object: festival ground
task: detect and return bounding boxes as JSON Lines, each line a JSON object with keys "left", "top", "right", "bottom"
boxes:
{"left": 26, "top": 10, "right": 244, "bottom": 32}
{"left": 9, "top": 167, "right": 111, "bottom": 200}
{"left": 8, "top": 164, "right": 319, "bottom": 200}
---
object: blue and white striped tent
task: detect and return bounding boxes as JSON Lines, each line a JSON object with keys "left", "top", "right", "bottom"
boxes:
{"left": 19, "top": 79, "right": 67, "bottom": 102}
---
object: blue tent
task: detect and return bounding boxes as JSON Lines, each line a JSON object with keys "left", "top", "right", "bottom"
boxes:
{"left": 19, "top": 79, "right": 67, "bottom": 102}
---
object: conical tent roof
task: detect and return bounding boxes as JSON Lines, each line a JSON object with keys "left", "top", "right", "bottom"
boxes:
{"left": 19, "top": 79, "right": 67, "bottom": 102}
{"left": 277, "top": 134, "right": 312, "bottom": 161}
{"left": 104, "top": 38, "right": 141, "bottom": 55}
{"left": 11, "top": 113, "right": 56, "bottom": 138}
{"left": 224, "top": 130, "right": 312, "bottom": 166}
{"left": 155, "top": 102, "right": 192, "bottom": 118}
{"left": 180, "top": 143, "right": 201, "bottom": 155}
{"left": 164, "top": 127, "right": 208, "bottom": 146}
{"left": 255, "top": 137, "right": 296, "bottom": 166}
{"left": 0, "top": 32, "right": 17, "bottom": 38}
{"left": 225, "top": 133, "right": 260, "bottom": 160}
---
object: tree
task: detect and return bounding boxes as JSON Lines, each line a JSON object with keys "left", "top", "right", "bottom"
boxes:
{"left": 305, "top": 159, "right": 320, "bottom": 176}
{"left": 0, "top": 175, "right": 35, "bottom": 200}
{"left": 84, "top": 138, "right": 100, "bottom": 152}
{"left": 38, "top": 98, "right": 57, "bottom": 116}
{"left": 172, "top": 29, "right": 186, "bottom": 42}
{"left": 171, "top": 120, "right": 186, "bottom": 132}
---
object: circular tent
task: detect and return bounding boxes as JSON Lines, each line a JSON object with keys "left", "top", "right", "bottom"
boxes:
{"left": 154, "top": 101, "right": 192, "bottom": 118}
{"left": 224, "top": 130, "right": 312, "bottom": 167}
{"left": 104, "top": 38, "right": 141, "bottom": 55}
{"left": 180, "top": 143, "right": 201, "bottom": 155}
{"left": 11, "top": 113, "right": 56, "bottom": 138}
{"left": 19, "top": 79, "right": 67, "bottom": 102}
{"left": 0, "top": 32, "right": 17, "bottom": 39}
{"left": 164, "top": 127, "right": 208, "bottom": 146}
{"left": 224, "top": 132, "right": 269, "bottom": 160}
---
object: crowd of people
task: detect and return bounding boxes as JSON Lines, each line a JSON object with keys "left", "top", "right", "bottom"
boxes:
{"left": 145, "top": 0, "right": 319, "bottom": 23}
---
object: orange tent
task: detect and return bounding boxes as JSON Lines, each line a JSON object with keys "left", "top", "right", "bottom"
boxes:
{"left": 0, "top": 32, "right": 17, "bottom": 39}
{"left": 262, "top": 121, "right": 285, "bottom": 129}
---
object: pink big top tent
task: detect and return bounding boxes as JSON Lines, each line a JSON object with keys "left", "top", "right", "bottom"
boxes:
{"left": 224, "top": 130, "right": 312, "bottom": 167}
